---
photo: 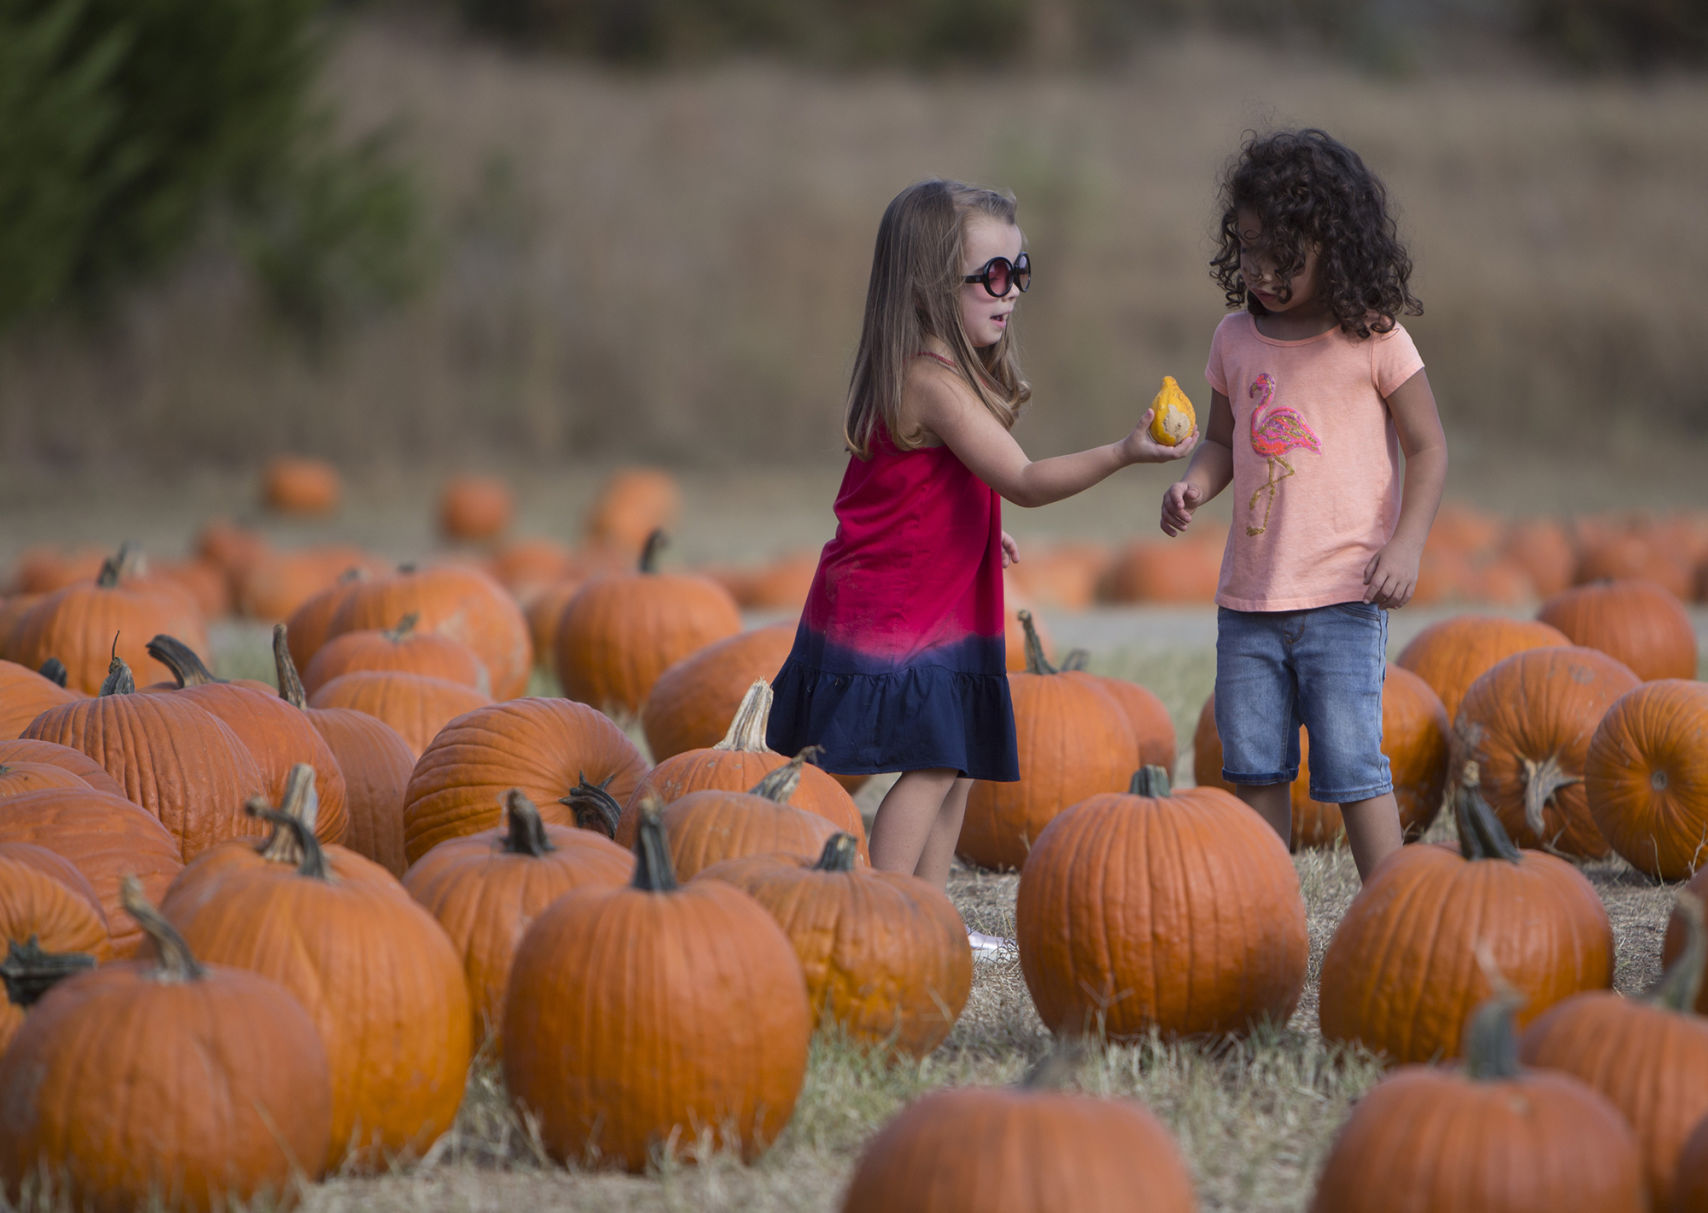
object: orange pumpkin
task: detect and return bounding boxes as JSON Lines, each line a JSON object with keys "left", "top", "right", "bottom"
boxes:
{"left": 501, "top": 805, "right": 810, "bottom": 1171}
{"left": 1538, "top": 578, "right": 1699, "bottom": 682}
{"left": 308, "top": 668, "right": 491, "bottom": 758}
{"left": 1056, "top": 648, "right": 1177, "bottom": 775}
{"left": 1585, "top": 679, "right": 1708, "bottom": 881}
{"left": 0, "top": 738, "right": 127, "bottom": 799}
{"left": 1016, "top": 767, "right": 1308, "bottom": 1040}
{"left": 640, "top": 622, "right": 796, "bottom": 761}
{"left": 582, "top": 465, "right": 682, "bottom": 559}
{"left": 1317, "top": 764, "right": 1613, "bottom": 1064}
{"left": 301, "top": 611, "right": 491, "bottom": 697}
{"left": 0, "top": 660, "right": 79, "bottom": 740}
{"left": 437, "top": 473, "right": 514, "bottom": 543}
{"left": 652, "top": 754, "right": 847, "bottom": 880}
{"left": 0, "top": 842, "right": 111, "bottom": 965}
{"left": 260, "top": 453, "right": 342, "bottom": 515}
{"left": 236, "top": 544, "right": 381, "bottom": 624}
{"left": 1394, "top": 613, "right": 1572, "bottom": 723}
{"left": 281, "top": 567, "right": 370, "bottom": 671}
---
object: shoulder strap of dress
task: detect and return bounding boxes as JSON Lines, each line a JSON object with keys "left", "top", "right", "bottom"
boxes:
{"left": 917, "top": 351, "right": 957, "bottom": 370}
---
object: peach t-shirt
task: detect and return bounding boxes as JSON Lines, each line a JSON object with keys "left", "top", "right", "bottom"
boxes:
{"left": 1206, "top": 311, "right": 1425, "bottom": 611}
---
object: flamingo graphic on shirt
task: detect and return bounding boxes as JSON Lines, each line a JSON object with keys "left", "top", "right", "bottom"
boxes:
{"left": 1245, "top": 373, "right": 1320, "bottom": 537}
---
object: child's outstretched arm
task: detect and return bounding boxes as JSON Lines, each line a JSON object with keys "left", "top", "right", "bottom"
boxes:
{"left": 1363, "top": 368, "right": 1448, "bottom": 608}
{"left": 1160, "top": 389, "right": 1233, "bottom": 537}
{"left": 912, "top": 369, "right": 1196, "bottom": 509}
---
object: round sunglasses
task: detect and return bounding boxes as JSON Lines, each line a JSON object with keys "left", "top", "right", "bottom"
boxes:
{"left": 962, "top": 252, "right": 1031, "bottom": 297}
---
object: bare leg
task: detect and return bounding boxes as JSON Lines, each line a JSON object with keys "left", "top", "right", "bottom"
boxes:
{"left": 913, "top": 777, "right": 972, "bottom": 888}
{"left": 1236, "top": 783, "right": 1293, "bottom": 850}
{"left": 867, "top": 768, "right": 960, "bottom": 881}
{"left": 1340, "top": 791, "right": 1404, "bottom": 882}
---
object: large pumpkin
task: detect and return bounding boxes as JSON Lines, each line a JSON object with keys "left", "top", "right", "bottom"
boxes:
{"left": 308, "top": 668, "right": 492, "bottom": 758}
{"left": 639, "top": 623, "right": 796, "bottom": 761}
{"left": 401, "top": 695, "right": 648, "bottom": 865}
{"left": 1586, "top": 679, "right": 1708, "bottom": 881}
{"left": 1016, "top": 767, "right": 1307, "bottom": 1040}
{"left": 697, "top": 833, "right": 971, "bottom": 1057}
{"left": 403, "top": 789, "right": 631, "bottom": 1054}
{"left": 648, "top": 755, "right": 849, "bottom": 880}
{"left": 1394, "top": 613, "right": 1571, "bottom": 723}
{"left": 300, "top": 612, "right": 491, "bottom": 697}
{"left": 582, "top": 466, "right": 682, "bottom": 558}
{"left": 0, "top": 738, "right": 127, "bottom": 799}
{"left": 553, "top": 530, "right": 744, "bottom": 718}
{"left": 1317, "top": 763, "right": 1614, "bottom": 1064}
{"left": 502, "top": 806, "right": 811, "bottom": 1171}
{"left": 1309, "top": 992, "right": 1643, "bottom": 1213}
{"left": 1448, "top": 644, "right": 1639, "bottom": 859}
{"left": 0, "top": 879, "right": 333, "bottom": 1213}
{"left": 159, "top": 784, "right": 472, "bottom": 1172}
{"left": 1537, "top": 578, "right": 1699, "bottom": 682}
{"left": 0, "top": 660, "right": 78, "bottom": 740}
{"left": 959, "top": 612, "right": 1138, "bottom": 871}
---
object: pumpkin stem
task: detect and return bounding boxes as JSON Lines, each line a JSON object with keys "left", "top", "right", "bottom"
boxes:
{"left": 502, "top": 789, "right": 558, "bottom": 856}
{"left": 121, "top": 874, "right": 205, "bottom": 983}
{"left": 1453, "top": 762, "right": 1521, "bottom": 864}
{"left": 752, "top": 748, "right": 817, "bottom": 804}
{"left": 714, "top": 680, "right": 774, "bottom": 753}
{"left": 37, "top": 657, "right": 68, "bottom": 688}
{"left": 98, "top": 641, "right": 135, "bottom": 696}
{"left": 1519, "top": 754, "right": 1581, "bottom": 842}
{"left": 247, "top": 764, "right": 322, "bottom": 864}
{"left": 96, "top": 541, "right": 144, "bottom": 588}
{"left": 384, "top": 612, "right": 421, "bottom": 643}
{"left": 1059, "top": 648, "right": 1091, "bottom": 672}
{"left": 0, "top": 936, "right": 96, "bottom": 1008}
{"left": 1018, "top": 609, "right": 1057, "bottom": 675}
{"left": 639, "top": 529, "right": 668, "bottom": 573}
{"left": 1462, "top": 984, "right": 1527, "bottom": 1082}
{"left": 272, "top": 623, "right": 310, "bottom": 709}
{"left": 561, "top": 774, "right": 621, "bottom": 838}
{"left": 812, "top": 833, "right": 860, "bottom": 873}
{"left": 1652, "top": 892, "right": 1708, "bottom": 1013}
{"left": 1128, "top": 766, "right": 1171, "bottom": 797}
{"left": 145, "top": 634, "right": 222, "bottom": 687}
{"left": 631, "top": 802, "right": 678, "bottom": 893}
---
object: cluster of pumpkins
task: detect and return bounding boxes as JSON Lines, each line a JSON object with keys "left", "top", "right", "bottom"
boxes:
{"left": 0, "top": 457, "right": 1705, "bottom": 1211}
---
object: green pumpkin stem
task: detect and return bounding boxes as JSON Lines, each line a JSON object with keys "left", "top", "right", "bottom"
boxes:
{"left": 812, "top": 833, "right": 860, "bottom": 873}
{"left": 120, "top": 875, "right": 205, "bottom": 983}
{"left": 1462, "top": 987, "right": 1526, "bottom": 1082}
{"left": 384, "top": 612, "right": 421, "bottom": 643}
{"left": 502, "top": 789, "right": 558, "bottom": 856}
{"left": 715, "top": 680, "right": 774, "bottom": 753}
{"left": 561, "top": 774, "right": 621, "bottom": 838}
{"left": 1520, "top": 754, "right": 1582, "bottom": 842}
{"left": 1653, "top": 892, "right": 1708, "bottom": 1013}
{"left": 631, "top": 803, "right": 679, "bottom": 893}
{"left": 752, "top": 748, "right": 818, "bottom": 803}
{"left": 1453, "top": 762, "right": 1521, "bottom": 864}
{"left": 272, "top": 624, "right": 309, "bottom": 709}
{"left": 1128, "top": 766, "right": 1171, "bottom": 797}
{"left": 639, "top": 529, "right": 669, "bottom": 573}
{"left": 1018, "top": 609, "right": 1057, "bottom": 675}
{"left": 37, "top": 657, "right": 68, "bottom": 688}
{"left": 98, "top": 642, "right": 135, "bottom": 696}
{"left": 145, "top": 634, "right": 222, "bottom": 688}
{"left": 1, "top": 937, "right": 96, "bottom": 1008}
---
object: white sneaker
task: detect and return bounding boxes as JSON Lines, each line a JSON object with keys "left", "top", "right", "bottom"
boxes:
{"left": 968, "top": 930, "right": 1015, "bottom": 960}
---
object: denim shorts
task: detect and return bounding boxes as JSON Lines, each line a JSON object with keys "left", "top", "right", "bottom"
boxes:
{"left": 1214, "top": 602, "right": 1392, "bottom": 803}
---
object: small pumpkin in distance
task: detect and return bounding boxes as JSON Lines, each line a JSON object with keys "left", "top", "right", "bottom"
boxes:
{"left": 1146, "top": 375, "right": 1196, "bottom": 447}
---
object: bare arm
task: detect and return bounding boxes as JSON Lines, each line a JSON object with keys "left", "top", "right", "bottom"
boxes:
{"left": 913, "top": 368, "right": 1196, "bottom": 509}
{"left": 1160, "top": 388, "right": 1234, "bottom": 536}
{"left": 1363, "top": 367, "right": 1448, "bottom": 607}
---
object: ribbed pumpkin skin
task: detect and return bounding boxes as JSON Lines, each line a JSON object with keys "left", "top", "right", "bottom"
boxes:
{"left": 9, "top": 578, "right": 208, "bottom": 694}
{"left": 502, "top": 878, "right": 811, "bottom": 1171}
{"left": 302, "top": 705, "right": 416, "bottom": 877}
{"left": 1308, "top": 1065, "right": 1644, "bottom": 1213}
{"left": 0, "top": 845, "right": 111, "bottom": 963}
{"left": 1587, "top": 680, "right": 1708, "bottom": 881}
{"left": 619, "top": 752, "right": 868, "bottom": 858}
{"left": 1661, "top": 872, "right": 1708, "bottom": 1016}
{"left": 1449, "top": 645, "right": 1639, "bottom": 858}
{"left": 308, "top": 669, "right": 492, "bottom": 758}
{"left": 302, "top": 625, "right": 490, "bottom": 697}
{"left": 0, "top": 959, "right": 332, "bottom": 1213}
{"left": 640, "top": 624, "right": 795, "bottom": 761}
{"left": 1519, "top": 993, "right": 1708, "bottom": 1212}
{"left": 0, "top": 660, "right": 78, "bottom": 739}
{"left": 553, "top": 570, "right": 745, "bottom": 719}
{"left": 160, "top": 855, "right": 472, "bottom": 1173}
{"left": 1395, "top": 614, "right": 1571, "bottom": 723}
{"left": 0, "top": 761, "right": 93, "bottom": 799}
{"left": 660, "top": 789, "right": 844, "bottom": 880}
{"left": 1538, "top": 578, "right": 1699, "bottom": 682}
{"left": 958, "top": 676, "right": 1137, "bottom": 872}
{"left": 1674, "top": 1115, "right": 1708, "bottom": 1213}
{"left": 841, "top": 1086, "right": 1198, "bottom": 1213}
{"left": 401, "top": 697, "right": 648, "bottom": 865}
{"left": 327, "top": 564, "right": 533, "bottom": 700}
{"left": 23, "top": 693, "right": 267, "bottom": 859}
{"left": 696, "top": 850, "right": 971, "bottom": 1057}
{"left": 1317, "top": 846, "right": 1613, "bottom": 1064}
{"left": 403, "top": 821, "right": 632, "bottom": 1053}
{"left": 0, "top": 789, "right": 183, "bottom": 956}
{"left": 0, "top": 739, "right": 127, "bottom": 798}
{"left": 1016, "top": 783, "right": 1307, "bottom": 1040}
{"left": 1072, "top": 671, "right": 1178, "bottom": 774}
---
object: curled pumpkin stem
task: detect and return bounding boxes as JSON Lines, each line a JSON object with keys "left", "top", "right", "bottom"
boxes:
{"left": 562, "top": 774, "right": 621, "bottom": 838}
{"left": 120, "top": 875, "right": 204, "bottom": 984}
{"left": 246, "top": 764, "right": 321, "bottom": 864}
{"left": 1, "top": 937, "right": 96, "bottom": 1008}
{"left": 1520, "top": 754, "right": 1581, "bottom": 842}
{"left": 752, "top": 747, "right": 818, "bottom": 804}
{"left": 715, "top": 680, "right": 774, "bottom": 753}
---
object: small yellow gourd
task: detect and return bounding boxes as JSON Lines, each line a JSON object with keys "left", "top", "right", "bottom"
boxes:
{"left": 1147, "top": 376, "right": 1196, "bottom": 446}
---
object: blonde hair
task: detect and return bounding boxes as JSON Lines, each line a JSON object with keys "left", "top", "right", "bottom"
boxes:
{"left": 843, "top": 179, "right": 1032, "bottom": 458}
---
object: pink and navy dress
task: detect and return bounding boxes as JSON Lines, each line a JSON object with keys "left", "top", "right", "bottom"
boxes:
{"left": 766, "top": 418, "right": 1020, "bottom": 782}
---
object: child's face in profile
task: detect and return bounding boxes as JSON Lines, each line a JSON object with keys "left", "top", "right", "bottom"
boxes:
{"left": 1236, "top": 207, "right": 1321, "bottom": 316}
{"left": 957, "top": 216, "right": 1024, "bottom": 349}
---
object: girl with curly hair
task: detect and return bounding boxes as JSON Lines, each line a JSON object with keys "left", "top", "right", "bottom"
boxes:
{"left": 1158, "top": 128, "right": 1448, "bottom": 880}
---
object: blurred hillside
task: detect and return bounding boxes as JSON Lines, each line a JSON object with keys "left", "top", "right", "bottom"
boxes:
{"left": 0, "top": 8, "right": 1704, "bottom": 478}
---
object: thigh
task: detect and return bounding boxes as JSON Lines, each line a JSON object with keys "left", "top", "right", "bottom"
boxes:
{"left": 1214, "top": 607, "right": 1300, "bottom": 785}
{"left": 1295, "top": 601, "right": 1391, "bottom": 801}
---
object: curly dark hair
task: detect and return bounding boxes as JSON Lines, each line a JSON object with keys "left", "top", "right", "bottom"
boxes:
{"left": 1210, "top": 128, "right": 1422, "bottom": 339}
